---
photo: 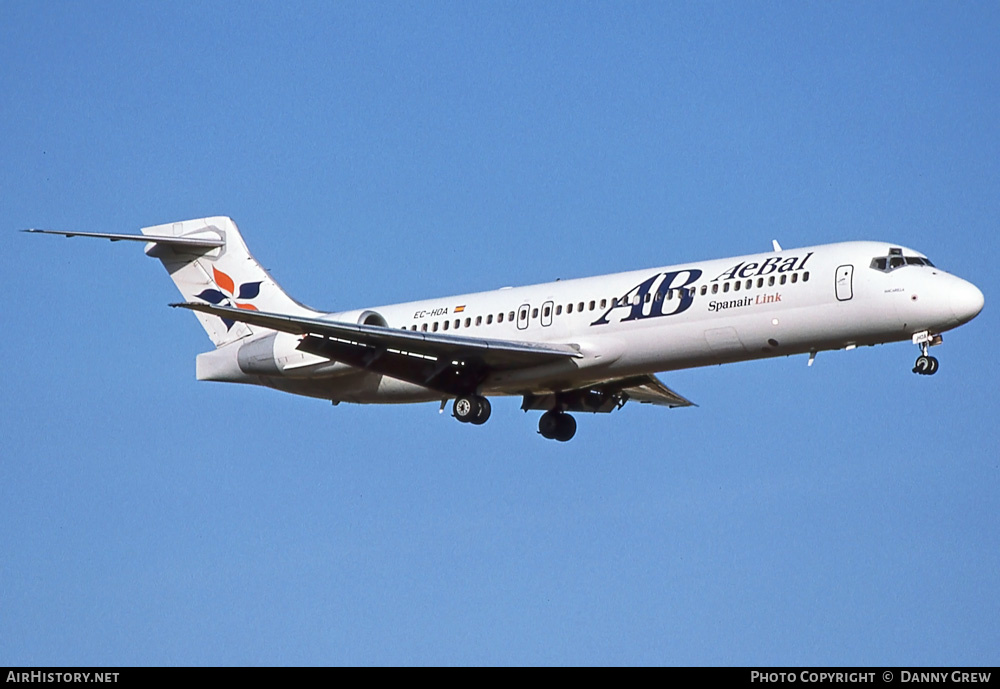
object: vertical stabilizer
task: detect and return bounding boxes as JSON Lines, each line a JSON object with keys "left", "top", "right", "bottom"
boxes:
{"left": 142, "top": 216, "right": 316, "bottom": 347}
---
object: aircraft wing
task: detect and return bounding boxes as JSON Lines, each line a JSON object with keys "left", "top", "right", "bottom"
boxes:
{"left": 519, "top": 373, "right": 695, "bottom": 413}
{"left": 615, "top": 374, "right": 696, "bottom": 407}
{"left": 172, "top": 304, "right": 695, "bottom": 408}
{"left": 172, "top": 302, "right": 582, "bottom": 370}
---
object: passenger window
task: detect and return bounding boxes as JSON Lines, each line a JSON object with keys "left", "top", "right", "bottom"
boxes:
{"left": 723, "top": 282, "right": 730, "bottom": 293}
{"left": 475, "top": 316, "right": 482, "bottom": 326}
{"left": 578, "top": 302, "right": 584, "bottom": 312}
{"left": 498, "top": 313, "right": 504, "bottom": 323}
{"left": 769, "top": 276, "right": 775, "bottom": 286}
{"left": 734, "top": 280, "right": 741, "bottom": 292}
{"left": 712, "top": 283, "right": 719, "bottom": 294}
{"left": 508, "top": 311, "right": 515, "bottom": 321}
{"left": 757, "top": 278, "right": 763, "bottom": 288}
{"left": 803, "top": 271, "right": 810, "bottom": 282}
{"left": 791, "top": 273, "right": 798, "bottom": 283}
{"left": 589, "top": 301, "right": 595, "bottom": 311}
{"left": 532, "top": 308, "right": 538, "bottom": 319}
{"left": 599, "top": 299, "right": 606, "bottom": 309}
{"left": 421, "top": 323, "right": 428, "bottom": 332}
{"left": 556, "top": 305, "right": 562, "bottom": 316}
{"left": 543, "top": 306, "right": 551, "bottom": 318}
{"left": 567, "top": 303, "right": 573, "bottom": 314}
{"left": 701, "top": 285, "right": 707, "bottom": 296}
{"left": 780, "top": 275, "right": 787, "bottom": 285}
{"left": 443, "top": 321, "right": 449, "bottom": 330}
{"left": 465, "top": 318, "right": 471, "bottom": 327}
{"left": 432, "top": 322, "right": 439, "bottom": 332}
{"left": 487, "top": 314, "right": 493, "bottom": 325}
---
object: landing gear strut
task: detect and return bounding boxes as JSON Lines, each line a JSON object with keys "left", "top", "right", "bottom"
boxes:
{"left": 453, "top": 395, "right": 491, "bottom": 425}
{"left": 912, "top": 338, "right": 939, "bottom": 376}
{"left": 538, "top": 410, "right": 577, "bottom": 442}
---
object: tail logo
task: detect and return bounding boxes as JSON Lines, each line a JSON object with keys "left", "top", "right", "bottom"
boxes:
{"left": 196, "top": 267, "right": 262, "bottom": 330}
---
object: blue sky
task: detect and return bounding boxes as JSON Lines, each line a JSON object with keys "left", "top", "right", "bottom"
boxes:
{"left": 2, "top": 2, "right": 998, "bottom": 666}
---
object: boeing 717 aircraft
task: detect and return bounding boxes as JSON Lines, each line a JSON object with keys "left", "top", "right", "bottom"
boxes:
{"left": 27, "top": 216, "right": 983, "bottom": 441}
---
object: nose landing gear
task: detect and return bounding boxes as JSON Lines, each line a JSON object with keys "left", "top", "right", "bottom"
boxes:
{"left": 912, "top": 331, "right": 942, "bottom": 376}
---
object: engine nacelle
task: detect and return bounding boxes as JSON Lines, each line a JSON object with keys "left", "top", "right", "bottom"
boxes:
{"left": 234, "top": 309, "right": 392, "bottom": 378}
{"left": 329, "top": 309, "right": 390, "bottom": 328}
{"left": 236, "top": 331, "right": 356, "bottom": 378}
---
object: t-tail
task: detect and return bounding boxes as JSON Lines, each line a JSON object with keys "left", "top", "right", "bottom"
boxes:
{"left": 26, "top": 216, "right": 317, "bottom": 347}
{"left": 141, "top": 216, "right": 318, "bottom": 346}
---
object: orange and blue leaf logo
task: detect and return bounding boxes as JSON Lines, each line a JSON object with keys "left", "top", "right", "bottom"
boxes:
{"left": 195, "top": 267, "right": 262, "bottom": 330}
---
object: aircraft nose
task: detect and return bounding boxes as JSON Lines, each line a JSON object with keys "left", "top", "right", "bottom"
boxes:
{"left": 950, "top": 279, "right": 984, "bottom": 325}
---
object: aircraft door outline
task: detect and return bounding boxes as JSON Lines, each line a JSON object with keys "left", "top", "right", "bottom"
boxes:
{"left": 836, "top": 264, "right": 854, "bottom": 301}
{"left": 517, "top": 303, "right": 530, "bottom": 330}
{"left": 541, "top": 300, "right": 554, "bottom": 327}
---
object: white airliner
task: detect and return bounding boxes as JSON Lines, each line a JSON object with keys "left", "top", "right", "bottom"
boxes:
{"left": 28, "top": 216, "right": 983, "bottom": 441}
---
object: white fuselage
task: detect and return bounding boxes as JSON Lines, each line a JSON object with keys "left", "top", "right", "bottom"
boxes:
{"left": 214, "top": 240, "right": 982, "bottom": 404}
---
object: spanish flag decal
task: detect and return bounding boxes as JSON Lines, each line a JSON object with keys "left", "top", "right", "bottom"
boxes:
{"left": 454, "top": 305, "right": 466, "bottom": 313}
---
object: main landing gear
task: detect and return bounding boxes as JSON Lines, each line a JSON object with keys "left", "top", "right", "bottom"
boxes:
{"left": 537, "top": 410, "right": 577, "bottom": 442}
{"left": 912, "top": 332, "right": 941, "bottom": 376}
{"left": 452, "top": 395, "right": 491, "bottom": 425}
{"left": 451, "top": 396, "right": 578, "bottom": 441}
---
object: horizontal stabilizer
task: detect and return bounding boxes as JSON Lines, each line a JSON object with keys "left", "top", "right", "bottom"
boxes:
{"left": 23, "top": 228, "right": 223, "bottom": 249}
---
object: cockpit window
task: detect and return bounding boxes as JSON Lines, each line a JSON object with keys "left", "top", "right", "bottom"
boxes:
{"left": 870, "top": 252, "right": 935, "bottom": 273}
